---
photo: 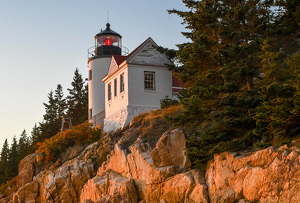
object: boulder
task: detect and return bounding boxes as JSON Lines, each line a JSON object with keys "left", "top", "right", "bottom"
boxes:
{"left": 80, "top": 170, "right": 138, "bottom": 203}
{"left": 151, "top": 129, "right": 191, "bottom": 171}
{"left": 17, "top": 153, "right": 43, "bottom": 188}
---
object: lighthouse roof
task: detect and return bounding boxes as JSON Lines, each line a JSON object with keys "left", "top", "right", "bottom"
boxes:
{"left": 95, "top": 23, "right": 122, "bottom": 39}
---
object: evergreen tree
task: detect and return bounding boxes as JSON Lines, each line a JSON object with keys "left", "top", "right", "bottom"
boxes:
{"left": 54, "top": 84, "right": 66, "bottom": 122}
{"left": 8, "top": 136, "right": 19, "bottom": 179}
{"left": 275, "top": 0, "right": 300, "bottom": 55}
{"left": 0, "top": 139, "right": 9, "bottom": 183}
{"left": 29, "top": 123, "right": 42, "bottom": 152}
{"left": 168, "top": 0, "right": 278, "bottom": 167}
{"left": 43, "top": 90, "right": 57, "bottom": 124}
{"left": 252, "top": 0, "right": 300, "bottom": 145}
{"left": 66, "top": 68, "right": 88, "bottom": 125}
{"left": 18, "top": 130, "right": 29, "bottom": 162}
{"left": 41, "top": 90, "right": 60, "bottom": 138}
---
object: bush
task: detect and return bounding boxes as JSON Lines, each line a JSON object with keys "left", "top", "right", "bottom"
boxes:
{"left": 160, "top": 96, "right": 179, "bottom": 109}
{"left": 35, "top": 123, "right": 101, "bottom": 163}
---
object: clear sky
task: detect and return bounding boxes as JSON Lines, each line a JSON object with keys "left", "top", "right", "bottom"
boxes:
{"left": 0, "top": 1, "right": 188, "bottom": 148}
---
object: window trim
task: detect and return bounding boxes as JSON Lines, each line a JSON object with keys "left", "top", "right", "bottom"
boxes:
{"left": 108, "top": 83, "right": 112, "bottom": 101}
{"left": 120, "top": 73, "right": 125, "bottom": 93}
{"left": 144, "top": 71, "right": 155, "bottom": 91}
{"left": 114, "top": 78, "right": 117, "bottom": 97}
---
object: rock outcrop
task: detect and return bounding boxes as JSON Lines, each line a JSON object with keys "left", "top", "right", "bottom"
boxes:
{"left": 81, "top": 129, "right": 207, "bottom": 203}
{"left": 3, "top": 127, "right": 300, "bottom": 203}
{"left": 206, "top": 145, "right": 300, "bottom": 203}
{"left": 1, "top": 142, "right": 104, "bottom": 203}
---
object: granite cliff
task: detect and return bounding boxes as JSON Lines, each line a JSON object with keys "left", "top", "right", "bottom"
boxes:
{"left": 1, "top": 127, "right": 300, "bottom": 203}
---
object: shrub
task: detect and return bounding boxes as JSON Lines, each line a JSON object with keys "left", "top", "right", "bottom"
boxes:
{"left": 35, "top": 123, "right": 101, "bottom": 163}
{"left": 160, "top": 96, "right": 179, "bottom": 109}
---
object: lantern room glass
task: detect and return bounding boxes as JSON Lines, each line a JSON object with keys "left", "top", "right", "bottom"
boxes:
{"left": 96, "top": 36, "right": 122, "bottom": 48}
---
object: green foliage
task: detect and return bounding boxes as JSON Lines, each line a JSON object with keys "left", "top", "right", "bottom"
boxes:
{"left": 254, "top": 142, "right": 272, "bottom": 149}
{"left": 18, "top": 130, "right": 29, "bottom": 162}
{"left": 66, "top": 68, "right": 88, "bottom": 126}
{"left": 55, "top": 84, "right": 67, "bottom": 120}
{"left": 0, "top": 139, "right": 9, "bottom": 183}
{"left": 160, "top": 96, "right": 179, "bottom": 109}
{"left": 8, "top": 136, "right": 18, "bottom": 179}
{"left": 40, "top": 84, "right": 68, "bottom": 140}
{"left": 253, "top": 44, "right": 300, "bottom": 143}
{"left": 168, "top": 0, "right": 300, "bottom": 168}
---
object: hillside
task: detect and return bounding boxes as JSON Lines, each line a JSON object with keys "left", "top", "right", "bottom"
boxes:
{"left": 0, "top": 107, "right": 300, "bottom": 202}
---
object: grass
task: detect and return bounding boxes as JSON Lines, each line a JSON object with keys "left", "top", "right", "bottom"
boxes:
{"left": 111, "top": 105, "right": 184, "bottom": 151}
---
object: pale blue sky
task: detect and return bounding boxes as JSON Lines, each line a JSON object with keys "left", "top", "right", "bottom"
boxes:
{"left": 0, "top": 1, "right": 187, "bottom": 147}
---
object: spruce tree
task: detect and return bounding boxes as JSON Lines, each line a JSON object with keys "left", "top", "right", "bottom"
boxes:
{"left": 41, "top": 90, "right": 60, "bottom": 138}
{"left": 18, "top": 130, "right": 29, "bottom": 162}
{"left": 54, "top": 84, "right": 66, "bottom": 122}
{"left": 0, "top": 139, "right": 9, "bottom": 183}
{"left": 168, "top": 0, "right": 277, "bottom": 167}
{"left": 8, "top": 136, "right": 19, "bottom": 179}
{"left": 252, "top": 0, "right": 300, "bottom": 144}
{"left": 29, "top": 123, "right": 42, "bottom": 152}
{"left": 43, "top": 90, "right": 57, "bottom": 124}
{"left": 66, "top": 68, "right": 88, "bottom": 125}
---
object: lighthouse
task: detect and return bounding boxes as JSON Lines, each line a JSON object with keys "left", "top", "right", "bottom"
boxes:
{"left": 88, "top": 23, "right": 122, "bottom": 127}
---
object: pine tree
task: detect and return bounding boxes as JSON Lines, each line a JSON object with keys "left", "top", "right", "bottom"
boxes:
{"left": 0, "top": 139, "right": 9, "bottom": 183}
{"left": 41, "top": 90, "right": 60, "bottom": 138}
{"left": 55, "top": 84, "right": 66, "bottom": 122}
{"left": 29, "top": 123, "right": 42, "bottom": 152}
{"left": 252, "top": 2, "right": 300, "bottom": 144}
{"left": 275, "top": 0, "right": 300, "bottom": 55}
{"left": 66, "top": 68, "right": 88, "bottom": 125}
{"left": 168, "top": 0, "right": 277, "bottom": 167}
{"left": 43, "top": 90, "right": 57, "bottom": 124}
{"left": 8, "top": 136, "right": 19, "bottom": 179}
{"left": 18, "top": 130, "right": 29, "bottom": 162}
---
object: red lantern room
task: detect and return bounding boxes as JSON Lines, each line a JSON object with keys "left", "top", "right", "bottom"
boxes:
{"left": 94, "top": 23, "right": 122, "bottom": 56}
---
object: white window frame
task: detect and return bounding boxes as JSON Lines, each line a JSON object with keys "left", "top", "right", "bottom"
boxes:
{"left": 108, "top": 83, "right": 112, "bottom": 101}
{"left": 114, "top": 78, "right": 117, "bottom": 97}
{"left": 144, "top": 71, "right": 155, "bottom": 90}
{"left": 120, "top": 73, "right": 124, "bottom": 93}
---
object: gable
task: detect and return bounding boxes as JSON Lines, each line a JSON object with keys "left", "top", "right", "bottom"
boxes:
{"left": 108, "top": 57, "right": 118, "bottom": 76}
{"left": 127, "top": 38, "right": 172, "bottom": 67}
{"left": 107, "top": 55, "right": 127, "bottom": 77}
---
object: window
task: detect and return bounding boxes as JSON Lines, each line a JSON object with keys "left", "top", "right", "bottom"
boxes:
{"left": 114, "top": 78, "right": 117, "bottom": 97}
{"left": 120, "top": 74, "right": 124, "bottom": 92}
{"left": 89, "top": 70, "right": 92, "bottom": 80}
{"left": 108, "top": 83, "right": 112, "bottom": 101}
{"left": 144, "top": 71, "right": 155, "bottom": 90}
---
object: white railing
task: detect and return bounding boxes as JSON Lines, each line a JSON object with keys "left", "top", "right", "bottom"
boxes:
{"left": 86, "top": 109, "right": 105, "bottom": 127}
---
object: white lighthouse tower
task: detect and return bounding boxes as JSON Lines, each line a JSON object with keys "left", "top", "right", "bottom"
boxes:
{"left": 88, "top": 23, "right": 122, "bottom": 127}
